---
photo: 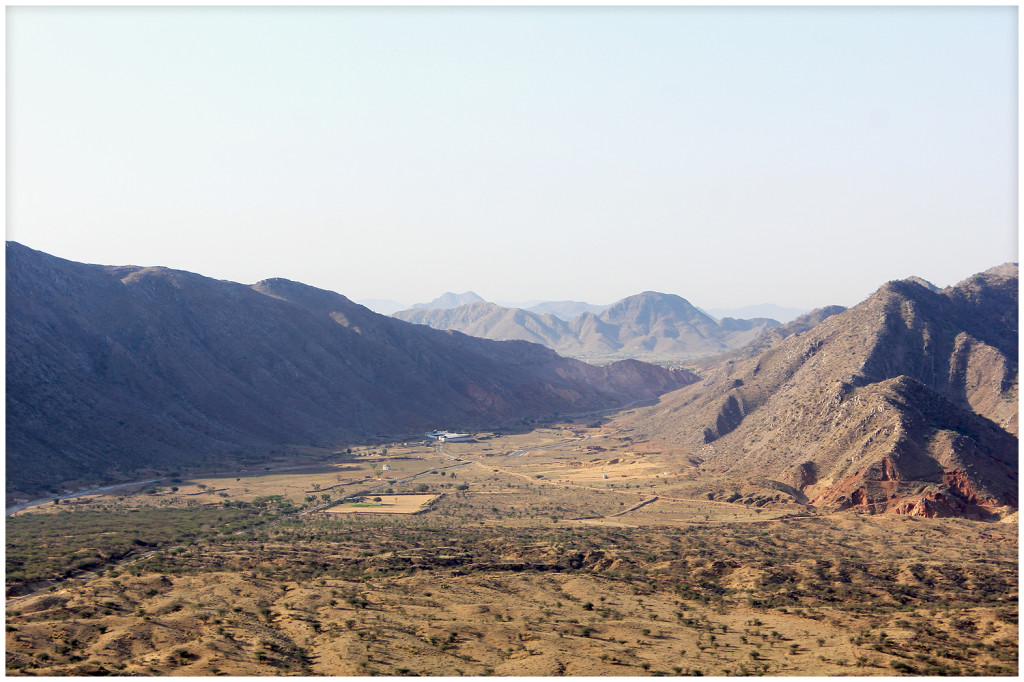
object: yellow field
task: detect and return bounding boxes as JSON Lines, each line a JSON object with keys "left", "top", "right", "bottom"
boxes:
{"left": 323, "top": 494, "right": 440, "bottom": 515}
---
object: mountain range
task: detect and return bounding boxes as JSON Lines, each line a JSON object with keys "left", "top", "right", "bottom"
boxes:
{"left": 356, "top": 295, "right": 606, "bottom": 319}
{"left": 6, "top": 242, "right": 1016, "bottom": 520}
{"left": 5, "top": 243, "right": 696, "bottom": 501}
{"left": 394, "top": 292, "right": 782, "bottom": 362}
{"left": 616, "top": 265, "right": 1018, "bottom": 519}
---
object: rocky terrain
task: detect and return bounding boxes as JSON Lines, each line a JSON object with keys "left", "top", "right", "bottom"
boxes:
{"left": 396, "top": 291, "right": 781, "bottom": 362}
{"left": 5, "top": 243, "right": 696, "bottom": 501}
{"left": 616, "top": 265, "right": 1018, "bottom": 520}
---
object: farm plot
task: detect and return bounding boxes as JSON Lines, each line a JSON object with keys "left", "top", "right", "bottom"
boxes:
{"left": 324, "top": 494, "right": 441, "bottom": 515}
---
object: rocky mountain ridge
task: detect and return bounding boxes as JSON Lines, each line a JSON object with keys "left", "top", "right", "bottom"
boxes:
{"left": 616, "top": 265, "right": 1018, "bottom": 519}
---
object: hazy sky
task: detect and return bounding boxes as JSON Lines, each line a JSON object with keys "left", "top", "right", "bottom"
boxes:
{"left": 7, "top": 5, "right": 1018, "bottom": 310}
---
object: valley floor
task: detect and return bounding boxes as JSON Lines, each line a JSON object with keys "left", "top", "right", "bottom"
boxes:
{"left": 6, "top": 426, "right": 1018, "bottom": 676}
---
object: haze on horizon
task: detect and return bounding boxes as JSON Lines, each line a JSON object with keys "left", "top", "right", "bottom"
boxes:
{"left": 7, "top": 6, "right": 1017, "bottom": 311}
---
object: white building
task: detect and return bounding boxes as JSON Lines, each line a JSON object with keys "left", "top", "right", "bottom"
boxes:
{"left": 425, "top": 430, "right": 472, "bottom": 442}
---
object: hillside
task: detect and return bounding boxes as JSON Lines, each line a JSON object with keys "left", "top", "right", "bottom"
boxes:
{"left": 615, "top": 266, "right": 1018, "bottom": 519}
{"left": 395, "top": 291, "right": 781, "bottom": 362}
{"left": 5, "top": 243, "right": 697, "bottom": 501}
{"left": 736, "top": 305, "right": 848, "bottom": 359}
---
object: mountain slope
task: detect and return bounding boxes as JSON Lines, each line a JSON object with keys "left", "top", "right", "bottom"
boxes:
{"left": 5, "top": 243, "right": 697, "bottom": 499}
{"left": 736, "top": 305, "right": 848, "bottom": 359}
{"left": 616, "top": 267, "right": 1018, "bottom": 519}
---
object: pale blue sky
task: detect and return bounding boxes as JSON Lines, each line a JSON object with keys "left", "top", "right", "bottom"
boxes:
{"left": 7, "top": 6, "right": 1018, "bottom": 310}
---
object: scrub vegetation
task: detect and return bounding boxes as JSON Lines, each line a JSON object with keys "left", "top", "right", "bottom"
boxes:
{"left": 6, "top": 427, "right": 1017, "bottom": 676}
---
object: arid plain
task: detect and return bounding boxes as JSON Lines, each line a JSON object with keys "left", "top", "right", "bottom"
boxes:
{"left": 6, "top": 425, "right": 1017, "bottom": 676}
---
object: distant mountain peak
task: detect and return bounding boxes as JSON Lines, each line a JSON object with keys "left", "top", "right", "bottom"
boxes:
{"left": 396, "top": 289, "right": 784, "bottom": 362}
{"left": 412, "top": 291, "right": 485, "bottom": 310}
{"left": 903, "top": 276, "right": 940, "bottom": 292}
{"left": 601, "top": 291, "right": 717, "bottom": 328}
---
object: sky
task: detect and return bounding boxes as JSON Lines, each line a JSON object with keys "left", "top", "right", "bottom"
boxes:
{"left": 6, "top": 5, "right": 1018, "bottom": 311}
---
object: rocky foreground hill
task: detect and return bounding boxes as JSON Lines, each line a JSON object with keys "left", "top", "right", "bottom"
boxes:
{"left": 616, "top": 265, "right": 1018, "bottom": 519}
{"left": 395, "top": 292, "right": 781, "bottom": 361}
{"left": 5, "top": 243, "right": 697, "bottom": 500}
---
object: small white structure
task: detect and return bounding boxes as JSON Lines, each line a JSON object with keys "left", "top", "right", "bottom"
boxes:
{"left": 425, "top": 430, "right": 472, "bottom": 442}
{"left": 382, "top": 463, "right": 391, "bottom": 472}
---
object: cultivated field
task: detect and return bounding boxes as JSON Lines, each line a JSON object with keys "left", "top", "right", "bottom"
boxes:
{"left": 6, "top": 424, "right": 1018, "bottom": 676}
{"left": 324, "top": 495, "right": 441, "bottom": 515}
